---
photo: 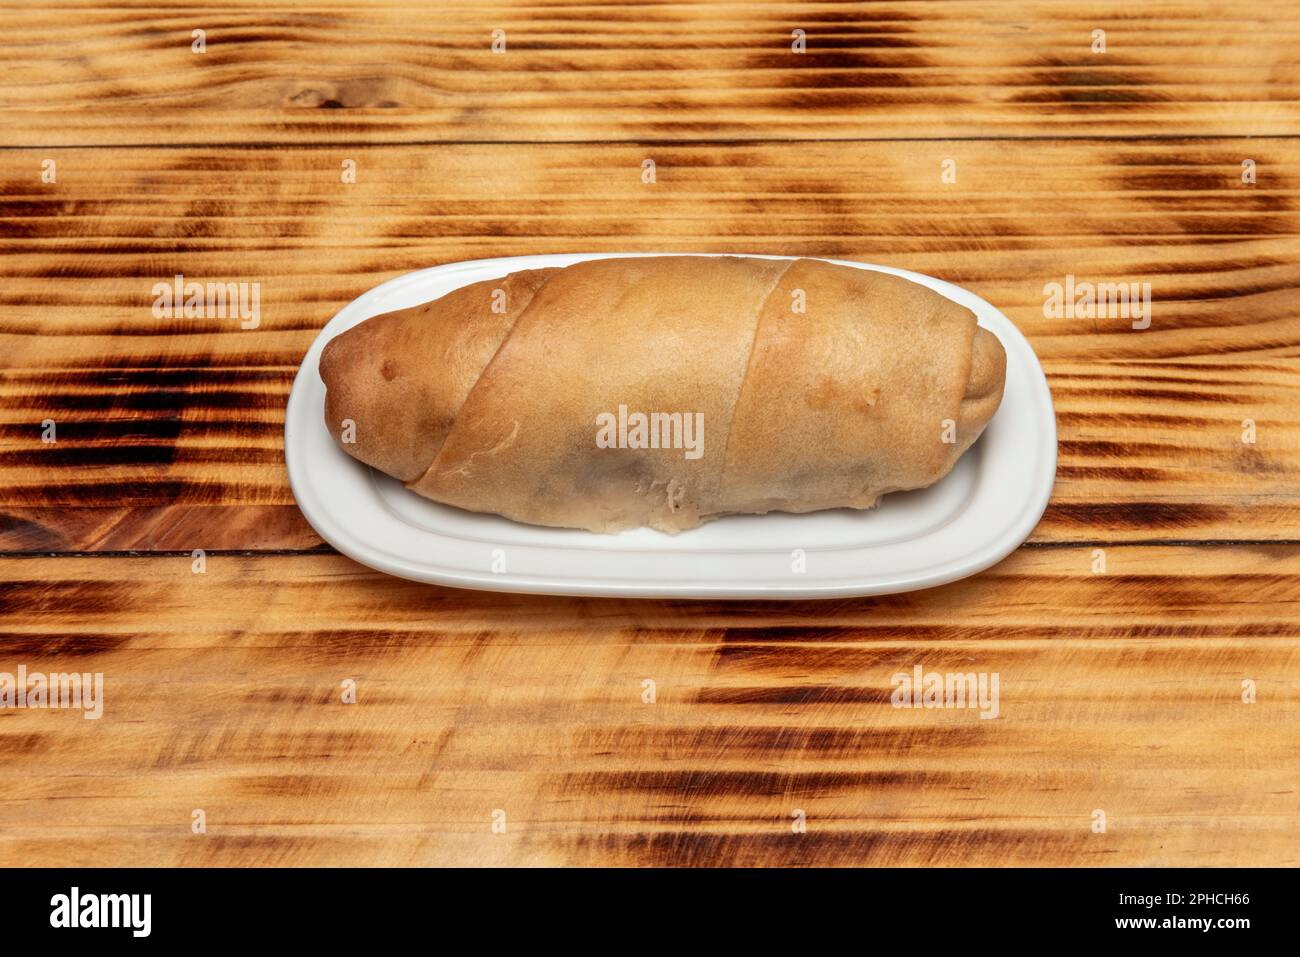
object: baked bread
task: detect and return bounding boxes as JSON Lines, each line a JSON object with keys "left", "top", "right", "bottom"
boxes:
{"left": 319, "top": 256, "right": 1006, "bottom": 533}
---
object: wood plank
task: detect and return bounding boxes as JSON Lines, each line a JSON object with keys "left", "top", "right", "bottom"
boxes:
{"left": 3, "top": 139, "right": 1298, "bottom": 549}
{"left": 0, "top": 546, "right": 1295, "bottom": 866}
{"left": 3, "top": 1, "right": 1300, "bottom": 145}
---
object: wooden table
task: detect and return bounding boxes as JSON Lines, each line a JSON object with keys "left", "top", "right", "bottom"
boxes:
{"left": 2, "top": 1, "right": 1297, "bottom": 867}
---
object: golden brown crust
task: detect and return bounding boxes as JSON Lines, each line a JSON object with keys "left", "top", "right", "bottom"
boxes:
{"left": 320, "top": 267, "right": 556, "bottom": 481}
{"left": 409, "top": 256, "right": 789, "bottom": 530}
{"left": 956, "top": 327, "right": 1008, "bottom": 458}
{"left": 720, "top": 259, "right": 982, "bottom": 514}
{"left": 319, "top": 257, "right": 1007, "bottom": 531}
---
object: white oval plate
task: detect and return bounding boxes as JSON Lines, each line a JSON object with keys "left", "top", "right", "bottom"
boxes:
{"left": 286, "top": 253, "right": 1056, "bottom": 599}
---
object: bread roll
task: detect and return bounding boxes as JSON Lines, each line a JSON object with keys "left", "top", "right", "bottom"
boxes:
{"left": 319, "top": 256, "right": 1006, "bottom": 533}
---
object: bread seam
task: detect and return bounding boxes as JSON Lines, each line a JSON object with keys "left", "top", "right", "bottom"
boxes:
{"left": 716, "top": 257, "right": 799, "bottom": 501}
{"left": 404, "top": 268, "right": 561, "bottom": 490}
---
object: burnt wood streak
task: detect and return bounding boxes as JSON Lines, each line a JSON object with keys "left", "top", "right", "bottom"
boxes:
{"left": 2, "top": 2, "right": 1299, "bottom": 144}
{"left": 0, "top": 548, "right": 1296, "bottom": 866}
{"left": 1, "top": 0, "right": 1298, "bottom": 868}
{"left": 2, "top": 141, "right": 1299, "bottom": 549}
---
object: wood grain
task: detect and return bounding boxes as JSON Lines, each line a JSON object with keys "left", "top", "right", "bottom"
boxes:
{"left": 5, "top": 0, "right": 1299, "bottom": 870}
{"left": 3, "top": 140, "right": 1298, "bottom": 550}
{"left": 3, "top": 1, "right": 1300, "bottom": 145}
{"left": 0, "top": 546, "right": 1295, "bottom": 866}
